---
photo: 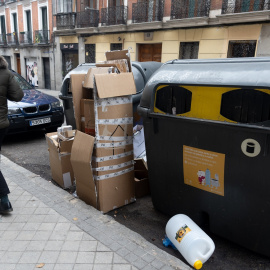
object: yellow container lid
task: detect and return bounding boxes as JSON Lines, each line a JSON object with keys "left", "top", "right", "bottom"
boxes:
{"left": 194, "top": 260, "right": 203, "bottom": 269}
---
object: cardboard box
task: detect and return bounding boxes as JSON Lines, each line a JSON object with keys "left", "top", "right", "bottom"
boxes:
{"left": 46, "top": 132, "right": 74, "bottom": 189}
{"left": 134, "top": 158, "right": 150, "bottom": 198}
{"left": 71, "top": 131, "right": 135, "bottom": 213}
{"left": 70, "top": 50, "right": 137, "bottom": 213}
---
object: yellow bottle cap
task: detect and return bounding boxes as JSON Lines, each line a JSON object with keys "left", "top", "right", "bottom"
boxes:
{"left": 194, "top": 260, "right": 203, "bottom": 269}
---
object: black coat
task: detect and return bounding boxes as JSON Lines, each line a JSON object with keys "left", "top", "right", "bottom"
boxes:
{"left": 0, "top": 56, "right": 24, "bottom": 129}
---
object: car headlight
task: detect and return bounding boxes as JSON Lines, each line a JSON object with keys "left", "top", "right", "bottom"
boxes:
{"left": 51, "top": 101, "right": 61, "bottom": 109}
{"left": 8, "top": 108, "right": 21, "bottom": 115}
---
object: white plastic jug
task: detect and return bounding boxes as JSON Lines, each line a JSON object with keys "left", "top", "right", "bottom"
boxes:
{"left": 165, "top": 214, "right": 215, "bottom": 269}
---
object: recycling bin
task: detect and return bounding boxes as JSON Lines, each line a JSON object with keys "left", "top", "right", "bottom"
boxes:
{"left": 59, "top": 61, "right": 162, "bottom": 128}
{"left": 137, "top": 57, "right": 270, "bottom": 257}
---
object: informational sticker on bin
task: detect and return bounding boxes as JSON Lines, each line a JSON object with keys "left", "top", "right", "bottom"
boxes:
{"left": 183, "top": 146, "right": 225, "bottom": 196}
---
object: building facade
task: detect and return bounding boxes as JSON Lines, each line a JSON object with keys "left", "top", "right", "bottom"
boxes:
{"left": 0, "top": 0, "right": 54, "bottom": 89}
{"left": 1, "top": 0, "right": 270, "bottom": 90}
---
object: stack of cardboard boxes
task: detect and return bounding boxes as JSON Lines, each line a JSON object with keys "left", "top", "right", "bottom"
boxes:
{"left": 46, "top": 50, "right": 149, "bottom": 213}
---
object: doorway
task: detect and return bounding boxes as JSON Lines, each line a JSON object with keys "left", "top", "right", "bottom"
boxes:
{"left": 16, "top": 54, "right": 21, "bottom": 75}
{"left": 138, "top": 43, "right": 162, "bottom": 62}
{"left": 43, "top": 57, "right": 51, "bottom": 89}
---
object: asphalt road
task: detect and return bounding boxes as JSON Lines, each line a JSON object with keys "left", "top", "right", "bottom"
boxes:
{"left": 2, "top": 129, "right": 270, "bottom": 270}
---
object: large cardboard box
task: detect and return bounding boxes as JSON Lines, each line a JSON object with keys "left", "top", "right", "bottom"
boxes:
{"left": 71, "top": 131, "right": 135, "bottom": 213}
{"left": 70, "top": 52, "right": 137, "bottom": 212}
{"left": 134, "top": 158, "right": 150, "bottom": 198}
{"left": 46, "top": 132, "right": 74, "bottom": 189}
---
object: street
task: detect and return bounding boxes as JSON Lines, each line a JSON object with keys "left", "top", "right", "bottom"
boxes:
{"left": 2, "top": 129, "right": 270, "bottom": 270}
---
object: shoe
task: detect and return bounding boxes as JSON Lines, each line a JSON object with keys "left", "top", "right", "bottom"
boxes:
{"left": 0, "top": 201, "right": 13, "bottom": 214}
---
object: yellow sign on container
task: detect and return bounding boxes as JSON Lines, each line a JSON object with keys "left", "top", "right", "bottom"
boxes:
{"left": 183, "top": 146, "right": 225, "bottom": 196}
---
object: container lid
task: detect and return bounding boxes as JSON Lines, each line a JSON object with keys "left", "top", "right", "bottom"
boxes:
{"left": 139, "top": 57, "right": 270, "bottom": 109}
{"left": 194, "top": 260, "right": 203, "bottom": 269}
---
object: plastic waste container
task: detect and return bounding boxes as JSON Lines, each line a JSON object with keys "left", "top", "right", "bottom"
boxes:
{"left": 59, "top": 61, "right": 162, "bottom": 128}
{"left": 137, "top": 57, "right": 270, "bottom": 257}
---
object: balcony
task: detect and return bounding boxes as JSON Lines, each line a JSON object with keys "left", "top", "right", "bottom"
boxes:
{"left": 222, "top": 0, "right": 270, "bottom": 14}
{"left": 77, "top": 9, "right": 99, "bottom": 28}
{"left": 170, "top": 0, "right": 210, "bottom": 19}
{"left": 5, "top": 0, "right": 17, "bottom": 3}
{"left": 20, "top": 31, "right": 32, "bottom": 44}
{"left": 55, "top": 13, "right": 76, "bottom": 30}
{"left": 101, "top": 5, "right": 127, "bottom": 26}
{"left": 0, "top": 33, "right": 7, "bottom": 45}
{"left": 34, "top": 30, "right": 50, "bottom": 44}
{"left": 6, "top": 32, "right": 18, "bottom": 45}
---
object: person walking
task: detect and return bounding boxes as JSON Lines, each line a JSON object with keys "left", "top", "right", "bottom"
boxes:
{"left": 0, "top": 55, "right": 24, "bottom": 214}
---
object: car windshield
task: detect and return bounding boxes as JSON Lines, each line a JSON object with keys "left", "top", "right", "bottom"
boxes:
{"left": 12, "top": 72, "right": 33, "bottom": 90}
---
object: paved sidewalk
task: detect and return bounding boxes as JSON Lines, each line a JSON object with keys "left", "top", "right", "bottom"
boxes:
{"left": 0, "top": 155, "right": 190, "bottom": 270}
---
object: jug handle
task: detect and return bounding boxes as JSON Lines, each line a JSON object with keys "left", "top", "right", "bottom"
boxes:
{"left": 197, "top": 238, "right": 215, "bottom": 260}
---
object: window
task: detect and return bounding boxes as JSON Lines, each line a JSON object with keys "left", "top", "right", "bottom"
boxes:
{"left": 85, "top": 44, "right": 95, "bottom": 63}
{"left": 179, "top": 42, "right": 199, "bottom": 59}
{"left": 12, "top": 13, "right": 17, "bottom": 33}
{"left": 227, "top": 40, "right": 256, "bottom": 58}
{"left": 110, "top": 43, "right": 122, "bottom": 51}
{"left": 55, "top": 0, "right": 74, "bottom": 13}
{"left": 0, "top": 15, "right": 5, "bottom": 34}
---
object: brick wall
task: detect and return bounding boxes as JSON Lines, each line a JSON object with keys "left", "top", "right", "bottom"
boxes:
{"left": 17, "top": 4, "right": 23, "bottom": 33}
{"left": 5, "top": 8, "right": 10, "bottom": 33}
{"left": 211, "top": 0, "right": 223, "bottom": 10}
{"left": 164, "top": 0, "right": 172, "bottom": 17}
{"left": 127, "top": 0, "right": 137, "bottom": 21}
{"left": 32, "top": 1, "right": 38, "bottom": 39}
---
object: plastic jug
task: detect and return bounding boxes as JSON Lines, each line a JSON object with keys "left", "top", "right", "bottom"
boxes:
{"left": 165, "top": 214, "right": 215, "bottom": 269}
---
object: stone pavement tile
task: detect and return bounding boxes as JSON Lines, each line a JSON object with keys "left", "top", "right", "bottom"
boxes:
{"left": 73, "top": 264, "right": 94, "bottom": 270}
{"left": 26, "top": 240, "right": 47, "bottom": 251}
{"left": 38, "top": 251, "right": 60, "bottom": 264}
{"left": 38, "top": 222, "right": 56, "bottom": 231}
{"left": 18, "top": 251, "right": 41, "bottom": 263}
{"left": 113, "top": 253, "right": 128, "bottom": 264}
{"left": 32, "top": 230, "right": 52, "bottom": 241}
{"left": 44, "top": 240, "right": 64, "bottom": 251}
{"left": 1, "top": 231, "right": 20, "bottom": 240}
{"left": 0, "top": 264, "right": 16, "bottom": 270}
{"left": 22, "top": 222, "right": 41, "bottom": 231}
{"left": 8, "top": 240, "right": 29, "bottom": 252}
{"left": 57, "top": 251, "right": 78, "bottom": 263}
{"left": 16, "top": 230, "right": 35, "bottom": 241}
{"left": 79, "top": 240, "right": 98, "bottom": 252}
{"left": 54, "top": 264, "right": 74, "bottom": 270}
{"left": 94, "top": 252, "right": 113, "bottom": 264}
{"left": 76, "top": 251, "right": 95, "bottom": 264}
{"left": 61, "top": 240, "right": 80, "bottom": 251}
{"left": 112, "top": 265, "right": 132, "bottom": 270}
{"left": 93, "top": 264, "right": 113, "bottom": 270}
{"left": 0, "top": 251, "right": 23, "bottom": 263}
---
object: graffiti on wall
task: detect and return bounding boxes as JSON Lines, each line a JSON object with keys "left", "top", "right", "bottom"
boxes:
{"left": 26, "top": 59, "right": 38, "bottom": 87}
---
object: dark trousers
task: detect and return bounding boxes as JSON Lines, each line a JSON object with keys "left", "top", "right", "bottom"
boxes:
{"left": 0, "top": 128, "right": 9, "bottom": 197}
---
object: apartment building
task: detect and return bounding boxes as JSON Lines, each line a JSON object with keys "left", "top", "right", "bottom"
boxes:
{"left": 52, "top": 0, "right": 270, "bottom": 91}
{"left": 0, "top": 0, "right": 54, "bottom": 89}
{"left": 2, "top": 0, "right": 268, "bottom": 90}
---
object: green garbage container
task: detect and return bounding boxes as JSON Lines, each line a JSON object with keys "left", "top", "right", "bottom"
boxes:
{"left": 138, "top": 57, "right": 270, "bottom": 257}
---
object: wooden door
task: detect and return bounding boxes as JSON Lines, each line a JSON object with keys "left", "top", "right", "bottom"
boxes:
{"left": 139, "top": 43, "right": 162, "bottom": 62}
{"left": 16, "top": 55, "right": 21, "bottom": 75}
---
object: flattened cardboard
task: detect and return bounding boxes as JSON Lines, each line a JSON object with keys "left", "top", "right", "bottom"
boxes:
{"left": 83, "top": 99, "right": 95, "bottom": 136}
{"left": 83, "top": 67, "right": 111, "bottom": 89}
{"left": 105, "top": 50, "right": 132, "bottom": 72}
{"left": 134, "top": 158, "right": 150, "bottom": 198}
{"left": 94, "top": 73, "right": 136, "bottom": 98}
{"left": 46, "top": 133, "right": 74, "bottom": 189}
{"left": 70, "top": 131, "right": 97, "bottom": 208}
{"left": 70, "top": 74, "right": 92, "bottom": 131}
{"left": 97, "top": 103, "right": 133, "bottom": 120}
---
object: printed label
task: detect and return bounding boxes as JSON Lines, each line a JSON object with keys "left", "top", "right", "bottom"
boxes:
{"left": 183, "top": 146, "right": 225, "bottom": 196}
{"left": 175, "top": 225, "right": 191, "bottom": 243}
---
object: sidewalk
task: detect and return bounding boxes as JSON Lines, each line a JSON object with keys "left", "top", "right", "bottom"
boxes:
{"left": 0, "top": 155, "right": 191, "bottom": 270}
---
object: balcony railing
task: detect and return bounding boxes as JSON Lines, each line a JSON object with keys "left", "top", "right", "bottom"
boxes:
{"left": 5, "top": 0, "right": 17, "bottom": 3}
{"left": 101, "top": 5, "right": 128, "bottom": 26}
{"left": 222, "top": 0, "right": 270, "bottom": 14}
{"left": 55, "top": 13, "right": 76, "bottom": 30}
{"left": 0, "top": 33, "right": 7, "bottom": 45}
{"left": 6, "top": 32, "right": 18, "bottom": 45}
{"left": 171, "top": 0, "right": 211, "bottom": 19}
{"left": 20, "top": 31, "right": 32, "bottom": 44}
{"left": 34, "top": 30, "right": 50, "bottom": 44}
{"left": 77, "top": 9, "right": 99, "bottom": 28}
{"left": 132, "top": 0, "right": 164, "bottom": 23}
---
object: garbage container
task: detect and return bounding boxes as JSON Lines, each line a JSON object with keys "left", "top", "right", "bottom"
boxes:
{"left": 137, "top": 57, "right": 270, "bottom": 257}
{"left": 59, "top": 61, "right": 162, "bottom": 128}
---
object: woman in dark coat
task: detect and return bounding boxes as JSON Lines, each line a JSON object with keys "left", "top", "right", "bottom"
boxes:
{"left": 0, "top": 55, "right": 24, "bottom": 213}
